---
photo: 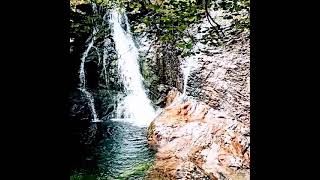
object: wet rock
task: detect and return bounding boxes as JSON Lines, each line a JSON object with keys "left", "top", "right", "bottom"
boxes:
{"left": 147, "top": 89, "right": 250, "bottom": 179}
{"left": 76, "top": 4, "right": 93, "bottom": 15}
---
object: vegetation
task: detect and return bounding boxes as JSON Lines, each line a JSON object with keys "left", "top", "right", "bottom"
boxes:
{"left": 71, "top": 0, "right": 249, "bottom": 47}
{"left": 70, "top": 0, "right": 250, "bottom": 110}
{"left": 147, "top": 121, "right": 156, "bottom": 138}
{"left": 70, "top": 161, "right": 153, "bottom": 180}
{"left": 118, "top": 161, "right": 153, "bottom": 179}
{"left": 69, "top": 1, "right": 249, "bottom": 179}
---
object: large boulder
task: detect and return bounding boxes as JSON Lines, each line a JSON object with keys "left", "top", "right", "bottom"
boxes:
{"left": 146, "top": 90, "right": 250, "bottom": 180}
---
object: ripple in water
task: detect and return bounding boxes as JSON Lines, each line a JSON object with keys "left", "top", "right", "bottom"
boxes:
{"left": 71, "top": 120, "right": 155, "bottom": 180}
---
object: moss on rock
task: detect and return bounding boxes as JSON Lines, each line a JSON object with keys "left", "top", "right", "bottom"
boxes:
{"left": 118, "top": 161, "right": 153, "bottom": 179}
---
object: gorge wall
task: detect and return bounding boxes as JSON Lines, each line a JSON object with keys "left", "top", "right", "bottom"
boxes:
{"left": 69, "top": 1, "right": 250, "bottom": 179}
{"left": 146, "top": 38, "right": 250, "bottom": 180}
{"left": 145, "top": 7, "right": 250, "bottom": 179}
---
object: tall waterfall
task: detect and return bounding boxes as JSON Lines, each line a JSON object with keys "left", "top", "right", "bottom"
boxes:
{"left": 109, "top": 9, "right": 155, "bottom": 127}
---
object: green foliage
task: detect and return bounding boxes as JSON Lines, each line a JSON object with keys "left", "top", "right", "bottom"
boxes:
{"left": 70, "top": 174, "right": 98, "bottom": 180}
{"left": 71, "top": 0, "right": 250, "bottom": 55}
{"left": 71, "top": 0, "right": 91, "bottom": 8}
{"left": 136, "top": 0, "right": 205, "bottom": 45}
{"left": 213, "top": 0, "right": 250, "bottom": 30}
{"left": 147, "top": 121, "right": 156, "bottom": 137}
{"left": 213, "top": 0, "right": 250, "bottom": 12}
{"left": 86, "top": 0, "right": 203, "bottom": 51}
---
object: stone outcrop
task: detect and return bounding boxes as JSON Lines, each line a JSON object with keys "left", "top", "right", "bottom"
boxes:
{"left": 139, "top": 37, "right": 183, "bottom": 104}
{"left": 146, "top": 14, "right": 250, "bottom": 178}
{"left": 186, "top": 39, "right": 250, "bottom": 124}
{"left": 69, "top": 3, "right": 121, "bottom": 122}
{"left": 147, "top": 90, "right": 249, "bottom": 180}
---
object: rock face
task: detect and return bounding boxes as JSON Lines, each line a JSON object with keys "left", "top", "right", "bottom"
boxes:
{"left": 147, "top": 90, "right": 249, "bottom": 179}
{"left": 69, "top": 3, "right": 250, "bottom": 179}
{"left": 186, "top": 39, "right": 250, "bottom": 124}
{"left": 69, "top": 3, "right": 121, "bottom": 122}
{"left": 139, "top": 38, "right": 183, "bottom": 103}
{"left": 146, "top": 20, "right": 250, "bottom": 178}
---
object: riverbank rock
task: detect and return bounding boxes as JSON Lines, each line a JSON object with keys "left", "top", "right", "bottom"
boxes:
{"left": 146, "top": 28, "right": 250, "bottom": 179}
{"left": 147, "top": 90, "right": 249, "bottom": 179}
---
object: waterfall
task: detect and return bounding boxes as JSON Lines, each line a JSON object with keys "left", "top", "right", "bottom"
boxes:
{"left": 181, "top": 56, "right": 199, "bottom": 96}
{"left": 109, "top": 9, "right": 155, "bottom": 127}
{"left": 102, "top": 13, "right": 110, "bottom": 86}
{"left": 79, "top": 5, "right": 101, "bottom": 122}
{"left": 102, "top": 39, "right": 109, "bottom": 86}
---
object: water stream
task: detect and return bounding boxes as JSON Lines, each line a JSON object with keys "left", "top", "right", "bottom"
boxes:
{"left": 109, "top": 9, "right": 156, "bottom": 127}
{"left": 79, "top": 28, "right": 101, "bottom": 123}
{"left": 71, "top": 7, "right": 156, "bottom": 179}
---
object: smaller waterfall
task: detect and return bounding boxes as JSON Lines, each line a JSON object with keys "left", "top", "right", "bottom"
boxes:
{"left": 79, "top": 27, "right": 101, "bottom": 123}
{"left": 79, "top": 88, "right": 99, "bottom": 122}
{"left": 102, "top": 38, "right": 109, "bottom": 86}
{"left": 165, "top": 45, "right": 200, "bottom": 109}
{"left": 181, "top": 56, "right": 199, "bottom": 96}
{"left": 79, "top": 31, "right": 95, "bottom": 88}
{"left": 165, "top": 55, "right": 198, "bottom": 109}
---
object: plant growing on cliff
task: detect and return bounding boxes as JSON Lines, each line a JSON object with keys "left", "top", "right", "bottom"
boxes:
{"left": 72, "top": 0, "right": 249, "bottom": 48}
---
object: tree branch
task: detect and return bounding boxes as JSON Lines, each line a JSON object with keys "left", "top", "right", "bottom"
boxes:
{"left": 204, "top": 0, "right": 225, "bottom": 38}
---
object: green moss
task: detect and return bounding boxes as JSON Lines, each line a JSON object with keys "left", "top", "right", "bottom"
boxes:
{"left": 70, "top": 161, "right": 154, "bottom": 180}
{"left": 117, "top": 161, "right": 153, "bottom": 179}
{"left": 147, "top": 121, "right": 156, "bottom": 138}
{"left": 70, "top": 174, "right": 98, "bottom": 180}
{"left": 70, "top": 173, "right": 113, "bottom": 180}
{"left": 141, "top": 63, "right": 149, "bottom": 77}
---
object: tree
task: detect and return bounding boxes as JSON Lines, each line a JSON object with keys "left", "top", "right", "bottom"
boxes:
{"left": 71, "top": 0, "right": 250, "bottom": 55}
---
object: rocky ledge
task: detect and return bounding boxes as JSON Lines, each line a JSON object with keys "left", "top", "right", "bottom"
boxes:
{"left": 146, "top": 90, "right": 250, "bottom": 180}
{"left": 146, "top": 34, "right": 250, "bottom": 179}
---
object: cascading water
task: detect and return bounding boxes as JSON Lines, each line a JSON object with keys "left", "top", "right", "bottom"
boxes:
{"left": 109, "top": 9, "right": 156, "bottom": 127}
{"left": 181, "top": 55, "right": 199, "bottom": 96}
{"left": 102, "top": 39, "right": 109, "bottom": 86}
{"left": 101, "top": 13, "right": 110, "bottom": 86}
{"left": 79, "top": 16, "right": 101, "bottom": 122}
{"left": 166, "top": 45, "right": 200, "bottom": 108}
{"left": 71, "top": 6, "right": 156, "bottom": 180}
